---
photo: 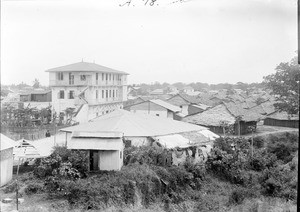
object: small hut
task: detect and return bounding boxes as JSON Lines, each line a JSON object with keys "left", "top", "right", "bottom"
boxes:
{"left": 264, "top": 111, "right": 299, "bottom": 128}
{"left": 68, "top": 131, "right": 124, "bottom": 171}
{"left": 1, "top": 134, "right": 16, "bottom": 187}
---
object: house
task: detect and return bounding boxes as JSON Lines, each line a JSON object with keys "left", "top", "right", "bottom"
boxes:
{"left": 188, "top": 103, "right": 211, "bottom": 116}
{"left": 127, "top": 99, "right": 181, "bottom": 119}
{"left": 60, "top": 110, "right": 218, "bottom": 168}
{"left": 46, "top": 61, "right": 129, "bottom": 123}
{"left": 182, "top": 103, "right": 261, "bottom": 135}
{"left": 60, "top": 109, "right": 211, "bottom": 147}
{"left": 19, "top": 90, "right": 52, "bottom": 102}
{"left": 68, "top": 131, "right": 123, "bottom": 171}
{"left": 0, "top": 134, "right": 15, "bottom": 187}
{"left": 264, "top": 111, "right": 299, "bottom": 128}
{"left": 166, "top": 93, "right": 201, "bottom": 115}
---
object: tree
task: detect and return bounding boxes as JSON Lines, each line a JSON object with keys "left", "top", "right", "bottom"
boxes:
{"left": 33, "top": 78, "right": 40, "bottom": 88}
{"left": 263, "top": 55, "right": 300, "bottom": 114}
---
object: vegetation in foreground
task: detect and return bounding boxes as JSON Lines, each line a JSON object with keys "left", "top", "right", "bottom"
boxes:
{"left": 2, "top": 132, "right": 298, "bottom": 212}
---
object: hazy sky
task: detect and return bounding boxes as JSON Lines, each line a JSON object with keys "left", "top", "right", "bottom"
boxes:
{"left": 1, "top": 0, "right": 297, "bottom": 86}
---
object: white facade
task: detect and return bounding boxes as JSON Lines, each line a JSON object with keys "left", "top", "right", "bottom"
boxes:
{"left": 47, "top": 63, "right": 128, "bottom": 123}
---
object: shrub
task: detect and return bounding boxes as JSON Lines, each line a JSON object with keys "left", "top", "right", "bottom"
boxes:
{"left": 4, "top": 181, "right": 19, "bottom": 193}
{"left": 266, "top": 132, "right": 298, "bottom": 163}
{"left": 25, "top": 182, "right": 44, "bottom": 195}
{"left": 252, "top": 136, "right": 265, "bottom": 149}
{"left": 228, "top": 188, "right": 249, "bottom": 205}
{"left": 194, "top": 195, "right": 220, "bottom": 212}
{"left": 33, "top": 146, "right": 89, "bottom": 179}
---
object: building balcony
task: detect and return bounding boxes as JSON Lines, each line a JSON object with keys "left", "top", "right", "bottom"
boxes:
{"left": 50, "top": 80, "right": 125, "bottom": 87}
{"left": 88, "top": 98, "right": 123, "bottom": 106}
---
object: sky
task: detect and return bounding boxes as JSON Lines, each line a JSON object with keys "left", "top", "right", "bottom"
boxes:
{"left": 1, "top": 0, "right": 297, "bottom": 86}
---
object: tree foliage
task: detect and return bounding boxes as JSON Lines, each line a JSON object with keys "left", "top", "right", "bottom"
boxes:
{"left": 263, "top": 55, "right": 299, "bottom": 114}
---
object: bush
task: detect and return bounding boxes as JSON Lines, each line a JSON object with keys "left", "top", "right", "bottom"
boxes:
{"left": 33, "top": 146, "right": 89, "bottom": 179}
{"left": 266, "top": 132, "right": 298, "bottom": 163}
{"left": 25, "top": 182, "right": 44, "bottom": 195}
{"left": 194, "top": 195, "right": 220, "bottom": 212}
{"left": 252, "top": 136, "right": 265, "bottom": 149}
{"left": 4, "top": 181, "right": 19, "bottom": 193}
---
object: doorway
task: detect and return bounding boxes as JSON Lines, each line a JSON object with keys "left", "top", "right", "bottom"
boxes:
{"left": 89, "top": 150, "right": 99, "bottom": 171}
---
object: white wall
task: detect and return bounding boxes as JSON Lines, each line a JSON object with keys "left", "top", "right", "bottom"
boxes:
{"left": 0, "top": 148, "right": 13, "bottom": 187}
{"left": 181, "top": 105, "right": 189, "bottom": 115}
{"left": 98, "top": 150, "right": 122, "bottom": 171}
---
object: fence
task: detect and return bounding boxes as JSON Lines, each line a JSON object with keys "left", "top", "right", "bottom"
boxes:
{"left": 1, "top": 125, "right": 71, "bottom": 141}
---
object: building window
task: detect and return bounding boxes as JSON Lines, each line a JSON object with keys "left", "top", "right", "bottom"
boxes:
{"left": 96, "top": 90, "right": 99, "bottom": 99}
{"left": 113, "top": 90, "right": 115, "bottom": 98}
{"left": 156, "top": 114, "right": 159, "bottom": 116}
{"left": 109, "top": 90, "right": 111, "bottom": 98}
{"left": 69, "top": 73, "right": 74, "bottom": 85}
{"left": 102, "top": 73, "right": 104, "bottom": 81}
{"left": 57, "top": 72, "right": 64, "bottom": 81}
{"left": 113, "top": 74, "right": 114, "bottom": 81}
{"left": 80, "top": 75, "right": 86, "bottom": 81}
{"left": 106, "top": 90, "right": 108, "bottom": 98}
{"left": 106, "top": 73, "right": 108, "bottom": 81}
{"left": 58, "top": 90, "right": 64, "bottom": 99}
{"left": 96, "top": 73, "right": 98, "bottom": 84}
{"left": 102, "top": 90, "right": 104, "bottom": 98}
{"left": 109, "top": 74, "right": 111, "bottom": 81}
{"left": 120, "top": 151, "right": 122, "bottom": 159}
{"left": 69, "top": 90, "right": 74, "bottom": 99}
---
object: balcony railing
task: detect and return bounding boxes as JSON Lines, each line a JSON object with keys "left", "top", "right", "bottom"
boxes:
{"left": 50, "top": 79, "right": 124, "bottom": 87}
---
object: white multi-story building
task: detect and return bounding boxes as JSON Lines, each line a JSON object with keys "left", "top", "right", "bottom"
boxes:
{"left": 46, "top": 61, "right": 129, "bottom": 123}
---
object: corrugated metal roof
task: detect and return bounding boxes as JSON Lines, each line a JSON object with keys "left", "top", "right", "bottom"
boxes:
{"left": 45, "top": 61, "right": 129, "bottom": 74}
{"left": 0, "top": 134, "right": 16, "bottom": 151}
{"left": 61, "top": 109, "right": 207, "bottom": 137}
{"left": 150, "top": 99, "right": 181, "bottom": 112}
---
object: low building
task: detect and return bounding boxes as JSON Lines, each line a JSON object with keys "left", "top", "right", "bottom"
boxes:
{"left": 127, "top": 99, "right": 181, "bottom": 119}
{"left": 166, "top": 93, "right": 201, "bottom": 116}
{"left": 264, "top": 111, "right": 299, "bottom": 128}
{"left": 182, "top": 103, "right": 261, "bottom": 135}
{"left": 68, "top": 131, "right": 123, "bottom": 171}
{"left": 1, "top": 134, "right": 15, "bottom": 187}
{"left": 60, "top": 109, "right": 210, "bottom": 147}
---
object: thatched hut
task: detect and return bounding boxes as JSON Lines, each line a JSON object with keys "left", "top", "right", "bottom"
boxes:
{"left": 264, "top": 111, "right": 299, "bottom": 128}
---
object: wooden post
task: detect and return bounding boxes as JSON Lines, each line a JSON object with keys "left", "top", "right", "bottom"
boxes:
{"left": 251, "top": 130, "right": 254, "bottom": 158}
{"left": 16, "top": 157, "right": 21, "bottom": 211}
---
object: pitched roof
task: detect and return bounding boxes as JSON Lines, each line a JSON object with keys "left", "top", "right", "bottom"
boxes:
{"left": 182, "top": 104, "right": 236, "bottom": 126}
{"left": 0, "top": 134, "right": 16, "bottom": 151}
{"left": 174, "top": 93, "right": 201, "bottom": 104}
{"left": 266, "top": 111, "right": 299, "bottom": 120}
{"left": 45, "top": 61, "right": 129, "bottom": 74}
{"left": 150, "top": 99, "right": 181, "bottom": 112}
{"left": 223, "top": 102, "right": 261, "bottom": 122}
{"left": 61, "top": 109, "right": 207, "bottom": 137}
{"left": 260, "top": 101, "right": 276, "bottom": 115}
